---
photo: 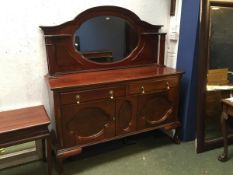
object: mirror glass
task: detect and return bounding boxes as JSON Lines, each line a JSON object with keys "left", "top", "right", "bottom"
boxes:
{"left": 74, "top": 16, "right": 138, "bottom": 63}
{"left": 205, "top": 6, "right": 233, "bottom": 140}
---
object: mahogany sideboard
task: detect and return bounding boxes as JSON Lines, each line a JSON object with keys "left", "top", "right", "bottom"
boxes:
{"left": 40, "top": 6, "right": 183, "bottom": 174}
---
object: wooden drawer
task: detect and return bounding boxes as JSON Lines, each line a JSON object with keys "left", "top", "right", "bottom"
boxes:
{"left": 129, "top": 78, "right": 178, "bottom": 95}
{"left": 60, "top": 86, "right": 126, "bottom": 105}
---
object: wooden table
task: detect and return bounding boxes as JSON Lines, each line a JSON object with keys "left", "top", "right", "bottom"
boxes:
{"left": 218, "top": 98, "right": 233, "bottom": 162}
{"left": 0, "top": 105, "right": 51, "bottom": 174}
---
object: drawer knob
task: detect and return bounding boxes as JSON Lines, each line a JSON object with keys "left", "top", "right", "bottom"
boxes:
{"left": 109, "top": 90, "right": 114, "bottom": 99}
{"left": 141, "top": 86, "right": 145, "bottom": 94}
{"left": 166, "top": 82, "right": 170, "bottom": 90}
{"left": 75, "top": 94, "right": 80, "bottom": 104}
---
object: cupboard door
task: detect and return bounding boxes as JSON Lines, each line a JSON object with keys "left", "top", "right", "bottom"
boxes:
{"left": 137, "top": 91, "right": 176, "bottom": 130}
{"left": 61, "top": 100, "right": 115, "bottom": 147}
{"left": 116, "top": 97, "right": 137, "bottom": 135}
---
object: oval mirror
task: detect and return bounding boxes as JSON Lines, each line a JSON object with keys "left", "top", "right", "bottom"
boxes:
{"left": 74, "top": 16, "right": 138, "bottom": 63}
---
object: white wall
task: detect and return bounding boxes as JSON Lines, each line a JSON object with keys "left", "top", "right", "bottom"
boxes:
{"left": 0, "top": 0, "right": 178, "bottom": 112}
{"left": 166, "top": 0, "right": 182, "bottom": 68}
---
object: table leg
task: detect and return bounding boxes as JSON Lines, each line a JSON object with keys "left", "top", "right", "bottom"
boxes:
{"left": 46, "top": 136, "right": 52, "bottom": 175}
{"left": 42, "top": 139, "right": 46, "bottom": 161}
{"left": 58, "top": 157, "right": 64, "bottom": 175}
{"left": 218, "top": 112, "right": 228, "bottom": 162}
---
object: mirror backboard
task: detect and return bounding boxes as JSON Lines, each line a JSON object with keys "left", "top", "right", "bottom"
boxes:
{"left": 41, "top": 6, "right": 164, "bottom": 75}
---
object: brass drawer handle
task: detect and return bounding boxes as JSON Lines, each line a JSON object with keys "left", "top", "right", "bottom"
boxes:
{"left": 109, "top": 90, "right": 114, "bottom": 99}
{"left": 141, "top": 86, "right": 145, "bottom": 94}
{"left": 75, "top": 94, "right": 80, "bottom": 104}
{"left": 166, "top": 82, "right": 170, "bottom": 90}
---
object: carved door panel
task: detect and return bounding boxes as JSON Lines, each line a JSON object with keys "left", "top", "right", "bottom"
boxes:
{"left": 137, "top": 91, "right": 175, "bottom": 130}
{"left": 116, "top": 97, "right": 137, "bottom": 136}
{"left": 61, "top": 100, "right": 115, "bottom": 147}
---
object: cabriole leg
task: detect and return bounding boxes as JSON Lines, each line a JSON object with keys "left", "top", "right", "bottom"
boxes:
{"left": 218, "top": 112, "right": 228, "bottom": 162}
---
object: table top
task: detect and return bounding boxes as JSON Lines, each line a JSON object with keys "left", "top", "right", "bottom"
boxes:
{"left": 222, "top": 97, "right": 233, "bottom": 107}
{"left": 47, "top": 65, "right": 183, "bottom": 90}
{"left": 0, "top": 105, "right": 50, "bottom": 134}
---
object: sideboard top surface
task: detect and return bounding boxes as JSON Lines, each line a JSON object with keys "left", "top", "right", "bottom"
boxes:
{"left": 47, "top": 65, "right": 183, "bottom": 90}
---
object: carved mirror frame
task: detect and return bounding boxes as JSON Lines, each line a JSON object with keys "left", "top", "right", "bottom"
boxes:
{"left": 197, "top": 0, "right": 233, "bottom": 153}
{"left": 41, "top": 6, "right": 168, "bottom": 76}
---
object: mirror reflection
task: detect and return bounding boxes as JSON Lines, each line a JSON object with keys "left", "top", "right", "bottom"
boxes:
{"left": 205, "top": 6, "right": 233, "bottom": 140}
{"left": 74, "top": 16, "right": 138, "bottom": 63}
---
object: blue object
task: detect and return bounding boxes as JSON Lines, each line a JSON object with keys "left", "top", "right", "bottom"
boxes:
{"left": 176, "top": 0, "right": 200, "bottom": 141}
